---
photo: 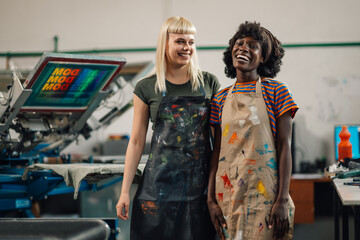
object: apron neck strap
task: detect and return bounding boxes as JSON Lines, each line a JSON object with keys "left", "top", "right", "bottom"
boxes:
{"left": 227, "top": 83, "right": 236, "bottom": 100}
{"left": 255, "top": 77, "right": 262, "bottom": 97}
{"left": 227, "top": 77, "right": 262, "bottom": 99}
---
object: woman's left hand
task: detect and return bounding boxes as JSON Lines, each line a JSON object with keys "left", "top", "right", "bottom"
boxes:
{"left": 269, "top": 199, "right": 289, "bottom": 240}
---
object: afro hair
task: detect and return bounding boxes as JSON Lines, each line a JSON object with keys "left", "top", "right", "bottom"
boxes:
{"left": 223, "top": 21, "right": 285, "bottom": 78}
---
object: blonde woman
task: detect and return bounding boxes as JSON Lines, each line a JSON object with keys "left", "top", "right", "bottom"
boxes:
{"left": 116, "top": 16, "right": 220, "bottom": 239}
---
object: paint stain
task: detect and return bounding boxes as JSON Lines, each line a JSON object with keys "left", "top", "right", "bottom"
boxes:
{"left": 235, "top": 167, "right": 239, "bottom": 179}
{"left": 249, "top": 106, "right": 260, "bottom": 125}
{"left": 259, "top": 222, "right": 264, "bottom": 233}
{"left": 238, "top": 178, "right": 245, "bottom": 187}
{"left": 242, "top": 149, "right": 246, "bottom": 157}
{"left": 234, "top": 230, "right": 242, "bottom": 240}
{"left": 265, "top": 214, "right": 270, "bottom": 228}
{"left": 217, "top": 193, "right": 224, "bottom": 203}
{"left": 222, "top": 225, "right": 230, "bottom": 239}
{"left": 244, "top": 126, "right": 252, "bottom": 139}
{"left": 221, "top": 172, "right": 233, "bottom": 189}
{"left": 255, "top": 143, "right": 274, "bottom": 155}
{"left": 161, "top": 156, "right": 167, "bottom": 164}
{"left": 141, "top": 200, "right": 158, "bottom": 215}
{"left": 244, "top": 159, "right": 256, "bottom": 165}
{"left": 223, "top": 124, "right": 229, "bottom": 137}
{"left": 171, "top": 104, "right": 180, "bottom": 109}
{"left": 193, "top": 149, "right": 200, "bottom": 160}
{"left": 228, "top": 132, "right": 240, "bottom": 144}
{"left": 177, "top": 136, "right": 181, "bottom": 144}
{"left": 238, "top": 120, "right": 245, "bottom": 128}
{"left": 232, "top": 199, "right": 244, "bottom": 207}
{"left": 219, "top": 156, "right": 225, "bottom": 162}
{"left": 266, "top": 158, "right": 277, "bottom": 170}
{"left": 256, "top": 180, "right": 269, "bottom": 199}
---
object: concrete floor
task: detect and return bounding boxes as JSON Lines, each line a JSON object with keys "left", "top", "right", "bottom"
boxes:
{"left": 293, "top": 216, "right": 355, "bottom": 240}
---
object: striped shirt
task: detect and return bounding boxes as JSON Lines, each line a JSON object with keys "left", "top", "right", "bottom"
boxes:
{"left": 210, "top": 78, "right": 299, "bottom": 139}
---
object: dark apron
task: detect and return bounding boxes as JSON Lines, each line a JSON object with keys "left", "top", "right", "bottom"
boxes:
{"left": 131, "top": 87, "right": 215, "bottom": 240}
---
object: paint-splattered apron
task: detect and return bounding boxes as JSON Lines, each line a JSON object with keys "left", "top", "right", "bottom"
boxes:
{"left": 131, "top": 87, "right": 215, "bottom": 240}
{"left": 216, "top": 79, "right": 295, "bottom": 240}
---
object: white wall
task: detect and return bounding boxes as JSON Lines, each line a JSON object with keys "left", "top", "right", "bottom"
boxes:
{"left": 1, "top": 0, "right": 360, "bottom": 170}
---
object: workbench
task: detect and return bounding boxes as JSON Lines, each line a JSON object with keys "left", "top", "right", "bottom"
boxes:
{"left": 332, "top": 178, "right": 360, "bottom": 240}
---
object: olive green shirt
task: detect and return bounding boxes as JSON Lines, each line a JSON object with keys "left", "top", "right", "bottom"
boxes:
{"left": 134, "top": 71, "right": 220, "bottom": 129}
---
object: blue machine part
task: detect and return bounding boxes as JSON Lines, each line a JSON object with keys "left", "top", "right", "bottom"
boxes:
{"left": 0, "top": 55, "right": 155, "bottom": 240}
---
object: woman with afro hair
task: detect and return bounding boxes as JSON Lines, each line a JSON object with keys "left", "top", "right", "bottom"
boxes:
{"left": 207, "top": 21, "right": 298, "bottom": 240}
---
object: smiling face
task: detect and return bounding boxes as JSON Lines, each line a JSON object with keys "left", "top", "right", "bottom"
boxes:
{"left": 165, "top": 33, "right": 195, "bottom": 69}
{"left": 232, "top": 36, "right": 264, "bottom": 76}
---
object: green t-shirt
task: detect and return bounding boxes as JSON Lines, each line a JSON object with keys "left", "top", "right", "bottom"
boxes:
{"left": 134, "top": 71, "right": 220, "bottom": 129}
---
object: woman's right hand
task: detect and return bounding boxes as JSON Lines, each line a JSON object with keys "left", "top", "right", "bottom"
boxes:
{"left": 116, "top": 193, "right": 130, "bottom": 220}
{"left": 207, "top": 200, "right": 227, "bottom": 240}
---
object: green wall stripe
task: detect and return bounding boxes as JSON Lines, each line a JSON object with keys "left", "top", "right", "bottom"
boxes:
{"left": 1, "top": 42, "right": 359, "bottom": 58}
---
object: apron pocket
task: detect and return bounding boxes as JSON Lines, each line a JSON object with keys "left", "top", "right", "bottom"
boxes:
{"left": 243, "top": 207, "right": 273, "bottom": 239}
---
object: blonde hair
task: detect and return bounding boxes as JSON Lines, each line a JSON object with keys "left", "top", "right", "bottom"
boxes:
{"left": 155, "top": 16, "right": 204, "bottom": 93}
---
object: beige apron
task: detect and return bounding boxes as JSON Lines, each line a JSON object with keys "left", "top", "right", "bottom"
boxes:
{"left": 216, "top": 78, "right": 295, "bottom": 240}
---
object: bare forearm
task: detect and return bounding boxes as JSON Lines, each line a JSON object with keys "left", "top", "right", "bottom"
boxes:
{"left": 276, "top": 111, "right": 293, "bottom": 201}
{"left": 121, "top": 139, "right": 145, "bottom": 194}
{"left": 277, "top": 144, "right": 292, "bottom": 201}
{"left": 208, "top": 147, "right": 220, "bottom": 202}
{"left": 207, "top": 125, "right": 221, "bottom": 203}
{"left": 120, "top": 94, "right": 149, "bottom": 195}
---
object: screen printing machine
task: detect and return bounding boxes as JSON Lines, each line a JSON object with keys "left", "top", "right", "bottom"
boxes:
{"left": 0, "top": 53, "right": 154, "bottom": 239}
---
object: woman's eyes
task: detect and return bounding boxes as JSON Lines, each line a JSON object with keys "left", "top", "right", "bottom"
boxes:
{"left": 176, "top": 40, "right": 194, "bottom": 45}
{"left": 249, "top": 44, "right": 259, "bottom": 49}
{"left": 236, "top": 41, "right": 259, "bottom": 49}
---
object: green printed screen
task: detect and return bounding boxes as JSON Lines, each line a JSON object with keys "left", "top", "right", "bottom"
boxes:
{"left": 23, "top": 62, "right": 118, "bottom": 110}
